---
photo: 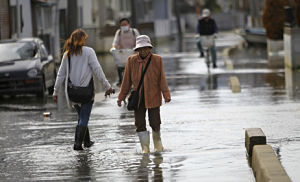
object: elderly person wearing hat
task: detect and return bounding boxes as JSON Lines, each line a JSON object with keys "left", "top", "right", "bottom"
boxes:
{"left": 196, "top": 8, "right": 218, "bottom": 68}
{"left": 117, "top": 35, "right": 171, "bottom": 153}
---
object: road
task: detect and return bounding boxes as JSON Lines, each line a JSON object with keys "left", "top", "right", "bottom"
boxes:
{"left": 0, "top": 32, "right": 299, "bottom": 181}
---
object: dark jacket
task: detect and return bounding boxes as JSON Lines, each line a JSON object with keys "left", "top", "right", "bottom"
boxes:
{"left": 196, "top": 18, "right": 218, "bottom": 36}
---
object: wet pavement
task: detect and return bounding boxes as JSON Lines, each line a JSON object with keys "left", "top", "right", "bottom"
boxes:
{"left": 1, "top": 32, "right": 300, "bottom": 181}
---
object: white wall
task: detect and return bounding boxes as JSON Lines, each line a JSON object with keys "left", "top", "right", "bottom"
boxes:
{"left": 58, "top": 0, "right": 67, "bottom": 9}
{"left": 82, "top": 0, "right": 93, "bottom": 27}
{"left": 10, "top": 0, "right": 33, "bottom": 38}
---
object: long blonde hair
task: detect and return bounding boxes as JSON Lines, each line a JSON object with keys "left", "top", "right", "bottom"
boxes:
{"left": 63, "top": 29, "right": 88, "bottom": 56}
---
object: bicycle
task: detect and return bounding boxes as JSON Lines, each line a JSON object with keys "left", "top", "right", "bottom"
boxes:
{"left": 110, "top": 48, "right": 135, "bottom": 85}
{"left": 200, "top": 35, "right": 215, "bottom": 69}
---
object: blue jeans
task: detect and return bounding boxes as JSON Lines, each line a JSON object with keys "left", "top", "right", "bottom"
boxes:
{"left": 197, "top": 38, "right": 217, "bottom": 66}
{"left": 197, "top": 38, "right": 204, "bottom": 53}
{"left": 74, "top": 101, "right": 94, "bottom": 127}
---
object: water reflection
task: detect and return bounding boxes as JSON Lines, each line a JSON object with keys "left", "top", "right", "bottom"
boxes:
{"left": 136, "top": 153, "right": 164, "bottom": 182}
{"left": 137, "top": 154, "right": 151, "bottom": 181}
{"left": 74, "top": 153, "right": 93, "bottom": 182}
{"left": 285, "top": 68, "right": 300, "bottom": 98}
{"left": 152, "top": 153, "right": 164, "bottom": 182}
{"left": 204, "top": 74, "right": 218, "bottom": 90}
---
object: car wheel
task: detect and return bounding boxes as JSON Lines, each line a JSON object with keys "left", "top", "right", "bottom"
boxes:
{"left": 47, "top": 70, "right": 56, "bottom": 95}
{"left": 36, "top": 78, "right": 46, "bottom": 98}
{"left": 48, "top": 86, "right": 54, "bottom": 95}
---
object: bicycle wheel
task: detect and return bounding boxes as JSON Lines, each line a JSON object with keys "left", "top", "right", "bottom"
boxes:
{"left": 205, "top": 50, "right": 210, "bottom": 68}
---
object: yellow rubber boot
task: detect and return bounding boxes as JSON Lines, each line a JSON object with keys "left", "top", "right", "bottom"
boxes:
{"left": 137, "top": 131, "right": 150, "bottom": 153}
{"left": 152, "top": 131, "right": 164, "bottom": 152}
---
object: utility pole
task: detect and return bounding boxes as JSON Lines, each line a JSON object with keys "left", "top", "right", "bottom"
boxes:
{"left": 67, "top": 0, "right": 77, "bottom": 37}
{"left": 174, "top": 0, "right": 183, "bottom": 52}
{"left": 131, "top": 0, "right": 137, "bottom": 28}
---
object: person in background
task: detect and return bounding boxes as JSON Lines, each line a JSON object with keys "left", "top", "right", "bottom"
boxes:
{"left": 196, "top": 8, "right": 218, "bottom": 68}
{"left": 117, "top": 35, "right": 171, "bottom": 154}
{"left": 53, "top": 29, "right": 114, "bottom": 150}
{"left": 111, "top": 18, "right": 140, "bottom": 85}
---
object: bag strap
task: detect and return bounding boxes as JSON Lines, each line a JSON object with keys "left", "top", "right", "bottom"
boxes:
{"left": 136, "top": 54, "right": 152, "bottom": 92}
{"left": 67, "top": 54, "right": 71, "bottom": 82}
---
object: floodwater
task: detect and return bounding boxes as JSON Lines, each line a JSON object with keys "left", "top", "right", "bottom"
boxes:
{"left": 1, "top": 34, "right": 300, "bottom": 181}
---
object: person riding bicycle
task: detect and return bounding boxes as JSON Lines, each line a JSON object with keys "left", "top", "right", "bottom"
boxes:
{"left": 196, "top": 9, "right": 218, "bottom": 68}
{"left": 111, "top": 18, "right": 140, "bottom": 84}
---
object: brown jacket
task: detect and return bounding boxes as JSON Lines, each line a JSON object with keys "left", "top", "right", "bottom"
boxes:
{"left": 118, "top": 53, "right": 171, "bottom": 109}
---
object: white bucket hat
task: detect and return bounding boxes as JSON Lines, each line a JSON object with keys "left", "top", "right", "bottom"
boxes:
{"left": 202, "top": 9, "right": 210, "bottom": 18}
{"left": 133, "top": 35, "right": 153, "bottom": 51}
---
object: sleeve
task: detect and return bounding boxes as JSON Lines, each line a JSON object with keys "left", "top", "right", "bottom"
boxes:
{"left": 118, "top": 57, "right": 132, "bottom": 101}
{"left": 112, "top": 29, "right": 121, "bottom": 48}
{"left": 133, "top": 28, "right": 140, "bottom": 37}
{"left": 196, "top": 20, "right": 200, "bottom": 34}
{"left": 159, "top": 57, "right": 171, "bottom": 101}
{"left": 213, "top": 19, "right": 218, "bottom": 33}
{"left": 88, "top": 49, "right": 111, "bottom": 91}
{"left": 53, "top": 54, "right": 67, "bottom": 96}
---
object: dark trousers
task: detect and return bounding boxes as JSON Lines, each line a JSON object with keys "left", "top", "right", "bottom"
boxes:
{"left": 117, "top": 67, "right": 125, "bottom": 84}
{"left": 134, "top": 99, "right": 161, "bottom": 132}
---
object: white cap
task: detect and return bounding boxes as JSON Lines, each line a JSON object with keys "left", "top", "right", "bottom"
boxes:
{"left": 133, "top": 35, "right": 153, "bottom": 51}
{"left": 202, "top": 9, "right": 210, "bottom": 18}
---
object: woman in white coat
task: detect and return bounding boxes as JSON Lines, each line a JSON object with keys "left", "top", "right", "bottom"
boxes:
{"left": 53, "top": 29, "right": 114, "bottom": 150}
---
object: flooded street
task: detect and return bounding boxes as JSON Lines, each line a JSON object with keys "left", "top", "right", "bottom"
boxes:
{"left": 1, "top": 33, "right": 300, "bottom": 181}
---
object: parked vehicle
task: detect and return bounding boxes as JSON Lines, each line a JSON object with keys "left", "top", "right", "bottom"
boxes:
{"left": 0, "top": 38, "right": 56, "bottom": 97}
{"left": 240, "top": 27, "right": 267, "bottom": 46}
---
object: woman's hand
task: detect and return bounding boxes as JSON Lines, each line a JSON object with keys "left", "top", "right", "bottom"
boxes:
{"left": 105, "top": 87, "right": 115, "bottom": 97}
{"left": 165, "top": 98, "right": 171, "bottom": 103}
{"left": 117, "top": 100, "right": 122, "bottom": 107}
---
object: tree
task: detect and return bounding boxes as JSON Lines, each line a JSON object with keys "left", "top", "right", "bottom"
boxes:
{"left": 262, "top": 0, "right": 288, "bottom": 40}
{"left": 203, "top": 0, "right": 221, "bottom": 12}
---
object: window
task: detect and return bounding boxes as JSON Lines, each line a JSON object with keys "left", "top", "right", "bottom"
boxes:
{"left": 120, "top": 0, "right": 131, "bottom": 12}
{"left": 44, "top": 7, "right": 52, "bottom": 30}
{"left": 9, "top": 6, "right": 17, "bottom": 35}
{"left": 0, "top": 42, "right": 37, "bottom": 61}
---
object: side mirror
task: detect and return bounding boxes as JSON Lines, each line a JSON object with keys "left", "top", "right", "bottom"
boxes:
{"left": 41, "top": 55, "right": 53, "bottom": 61}
{"left": 48, "top": 55, "right": 53, "bottom": 61}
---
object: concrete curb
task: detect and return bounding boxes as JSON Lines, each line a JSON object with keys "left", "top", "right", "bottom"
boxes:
{"left": 221, "top": 32, "right": 246, "bottom": 70}
{"left": 245, "top": 128, "right": 292, "bottom": 182}
{"left": 229, "top": 76, "right": 241, "bottom": 93}
{"left": 221, "top": 33, "right": 245, "bottom": 93}
{"left": 245, "top": 128, "right": 266, "bottom": 157}
{"left": 252, "top": 145, "right": 292, "bottom": 182}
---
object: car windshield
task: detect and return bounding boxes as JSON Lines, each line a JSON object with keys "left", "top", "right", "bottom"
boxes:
{"left": 0, "top": 42, "right": 37, "bottom": 62}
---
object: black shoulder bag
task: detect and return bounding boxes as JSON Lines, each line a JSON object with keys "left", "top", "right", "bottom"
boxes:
{"left": 127, "top": 55, "right": 152, "bottom": 111}
{"left": 67, "top": 55, "right": 94, "bottom": 103}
